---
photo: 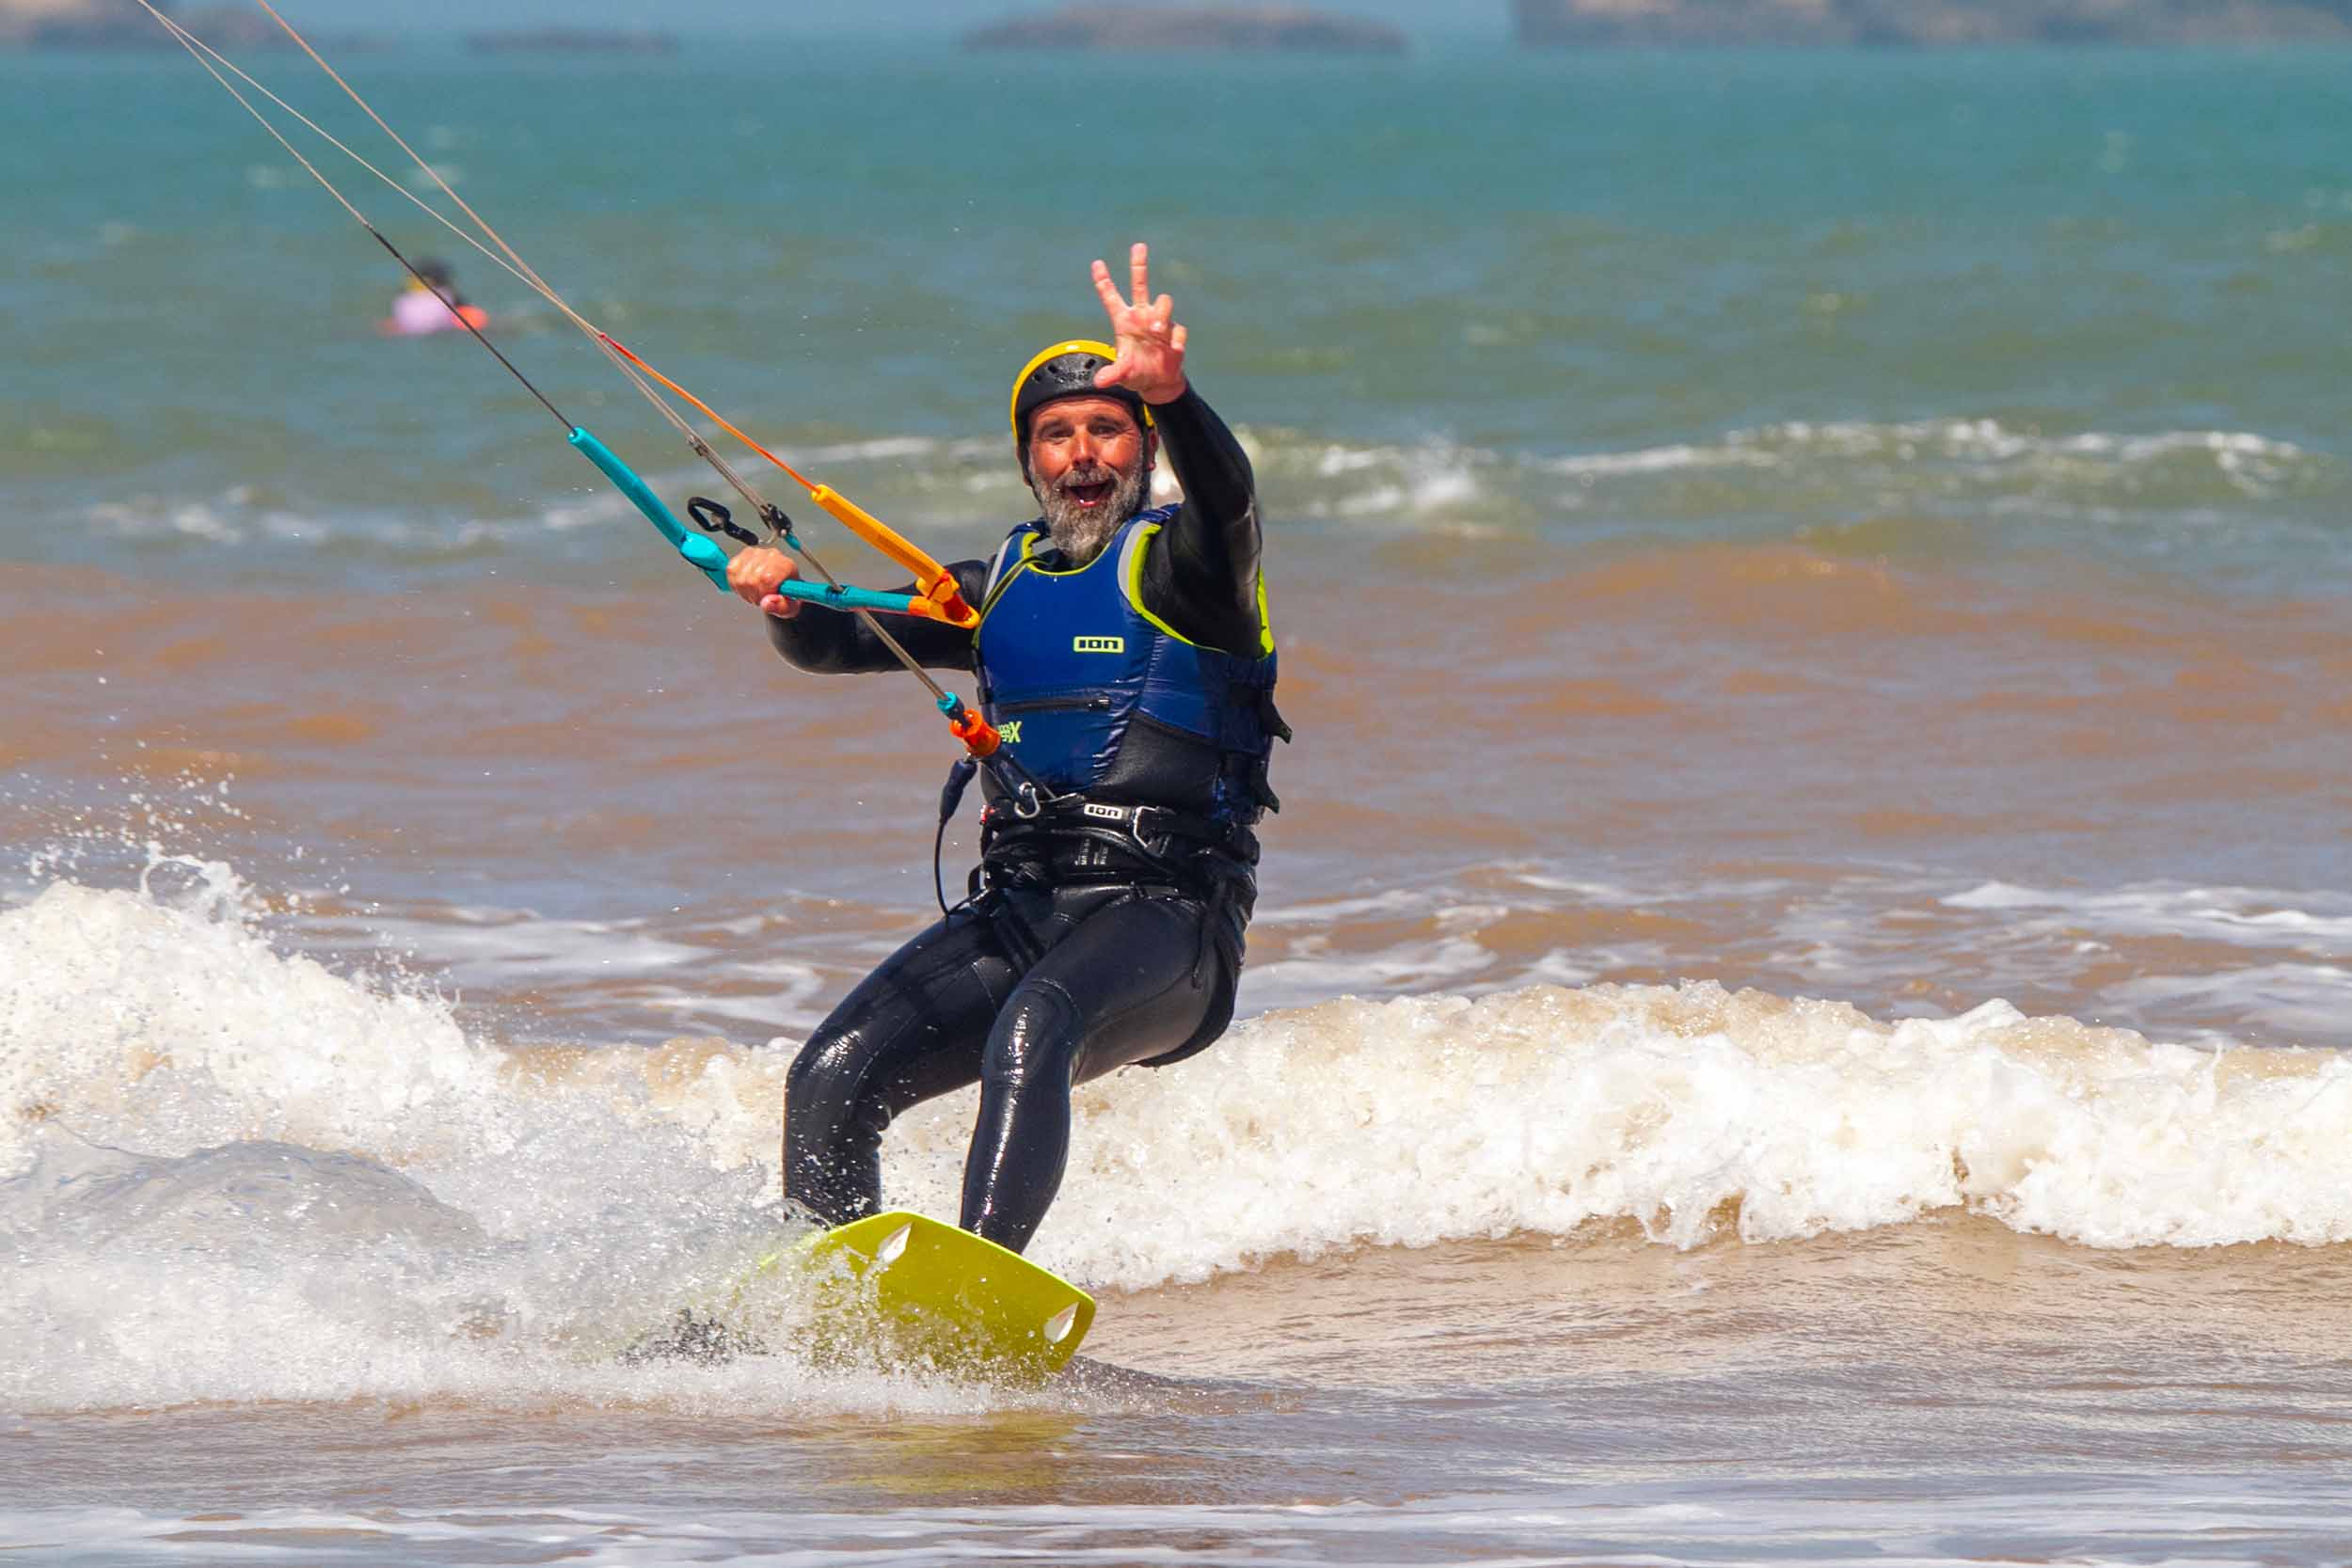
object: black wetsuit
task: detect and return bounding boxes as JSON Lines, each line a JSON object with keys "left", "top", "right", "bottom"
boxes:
{"left": 770, "top": 388, "right": 1268, "bottom": 1254}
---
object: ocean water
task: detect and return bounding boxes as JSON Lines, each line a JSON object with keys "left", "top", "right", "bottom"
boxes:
{"left": 6, "top": 33, "right": 2352, "bottom": 1566}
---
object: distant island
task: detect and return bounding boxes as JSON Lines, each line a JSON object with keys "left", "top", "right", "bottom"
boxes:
{"left": 1514, "top": 0, "right": 2352, "bottom": 44}
{"left": 964, "top": 4, "right": 1408, "bottom": 51}
{"left": 1, "top": 0, "right": 382, "bottom": 49}
{"left": 4, "top": 0, "right": 177, "bottom": 47}
{"left": 466, "top": 28, "right": 677, "bottom": 55}
{"left": 15, "top": 0, "right": 2351, "bottom": 54}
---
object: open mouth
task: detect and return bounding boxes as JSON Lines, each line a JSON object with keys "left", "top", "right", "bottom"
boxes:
{"left": 1060, "top": 477, "right": 1117, "bottom": 509}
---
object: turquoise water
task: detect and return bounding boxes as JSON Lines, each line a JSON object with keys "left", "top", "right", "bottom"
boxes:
{"left": 6, "top": 44, "right": 2348, "bottom": 587}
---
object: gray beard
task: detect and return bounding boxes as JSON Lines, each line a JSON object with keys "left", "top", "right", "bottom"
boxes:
{"left": 1032, "top": 460, "right": 1148, "bottom": 565}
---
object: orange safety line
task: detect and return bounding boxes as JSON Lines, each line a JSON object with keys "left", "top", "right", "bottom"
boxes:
{"left": 598, "top": 332, "right": 818, "bottom": 491}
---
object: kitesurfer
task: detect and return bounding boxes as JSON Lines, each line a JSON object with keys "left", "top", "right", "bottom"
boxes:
{"left": 726, "top": 244, "right": 1285, "bottom": 1254}
{"left": 382, "top": 258, "right": 485, "bottom": 337}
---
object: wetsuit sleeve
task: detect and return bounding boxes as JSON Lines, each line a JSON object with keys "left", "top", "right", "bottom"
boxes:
{"left": 1140, "top": 387, "right": 1264, "bottom": 656}
{"left": 764, "top": 558, "right": 990, "bottom": 674}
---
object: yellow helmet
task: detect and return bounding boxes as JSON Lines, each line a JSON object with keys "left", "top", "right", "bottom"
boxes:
{"left": 1008, "top": 339, "right": 1154, "bottom": 439}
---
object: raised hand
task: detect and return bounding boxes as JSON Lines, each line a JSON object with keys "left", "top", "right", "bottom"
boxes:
{"left": 1089, "top": 242, "right": 1188, "bottom": 405}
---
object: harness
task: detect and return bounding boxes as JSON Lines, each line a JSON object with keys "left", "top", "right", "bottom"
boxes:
{"left": 929, "top": 508, "right": 1290, "bottom": 990}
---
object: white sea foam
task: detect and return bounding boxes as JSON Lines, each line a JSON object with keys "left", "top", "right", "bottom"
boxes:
{"left": 0, "top": 873, "right": 962, "bottom": 1413}
{"left": 74, "top": 413, "right": 2336, "bottom": 572}
{"left": 2109, "top": 964, "right": 2352, "bottom": 1043}
{"left": 7, "top": 868, "right": 2351, "bottom": 1413}
{"left": 1549, "top": 441, "right": 1777, "bottom": 478}
{"left": 995, "top": 986, "right": 2352, "bottom": 1288}
{"left": 1241, "top": 934, "right": 1500, "bottom": 1002}
{"left": 1943, "top": 880, "right": 2352, "bottom": 950}
{"left": 1257, "top": 415, "right": 2334, "bottom": 533}
{"left": 1534, "top": 417, "right": 2322, "bottom": 492}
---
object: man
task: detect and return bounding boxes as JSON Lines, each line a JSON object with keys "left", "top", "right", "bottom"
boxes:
{"left": 725, "top": 245, "right": 1285, "bottom": 1255}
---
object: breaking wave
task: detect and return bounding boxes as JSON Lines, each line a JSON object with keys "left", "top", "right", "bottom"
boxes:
{"left": 4, "top": 864, "right": 2348, "bottom": 1412}
{"left": 55, "top": 417, "right": 2344, "bottom": 579}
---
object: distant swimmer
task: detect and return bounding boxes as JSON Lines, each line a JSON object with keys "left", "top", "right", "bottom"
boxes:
{"left": 727, "top": 244, "right": 1288, "bottom": 1254}
{"left": 381, "top": 258, "right": 487, "bottom": 337}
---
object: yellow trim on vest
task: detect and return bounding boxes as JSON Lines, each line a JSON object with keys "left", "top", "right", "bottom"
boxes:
{"left": 982, "top": 519, "right": 1277, "bottom": 657}
{"left": 977, "top": 529, "right": 1038, "bottom": 621}
{"left": 1021, "top": 537, "right": 1122, "bottom": 579}
{"left": 1116, "top": 523, "right": 1276, "bottom": 657}
{"left": 977, "top": 524, "right": 1126, "bottom": 626}
{"left": 1120, "top": 524, "right": 1189, "bottom": 643}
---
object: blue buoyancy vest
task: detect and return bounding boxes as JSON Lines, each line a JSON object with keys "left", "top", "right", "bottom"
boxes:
{"left": 975, "top": 506, "right": 1284, "bottom": 826}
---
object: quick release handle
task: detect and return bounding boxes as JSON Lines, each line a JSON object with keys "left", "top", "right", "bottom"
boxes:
{"left": 939, "top": 693, "right": 1001, "bottom": 757}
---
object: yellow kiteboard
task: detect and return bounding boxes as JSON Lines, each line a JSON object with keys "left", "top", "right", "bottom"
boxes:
{"left": 789, "top": 1211, "right": 1095, "bottom": 1379}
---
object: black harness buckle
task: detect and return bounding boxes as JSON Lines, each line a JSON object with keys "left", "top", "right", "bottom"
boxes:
{"left": 1123, "top": 804, "right": 1176, "bottom": 857}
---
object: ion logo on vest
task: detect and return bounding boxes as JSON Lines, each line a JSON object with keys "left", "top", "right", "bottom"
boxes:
{"left": 1072, "top": 635, "right": 1125, "bottom": 654}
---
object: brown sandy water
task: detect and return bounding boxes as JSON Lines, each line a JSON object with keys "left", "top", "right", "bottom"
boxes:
{"left": 8, "top": 536, "right": 2345, "bottom": 1048}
